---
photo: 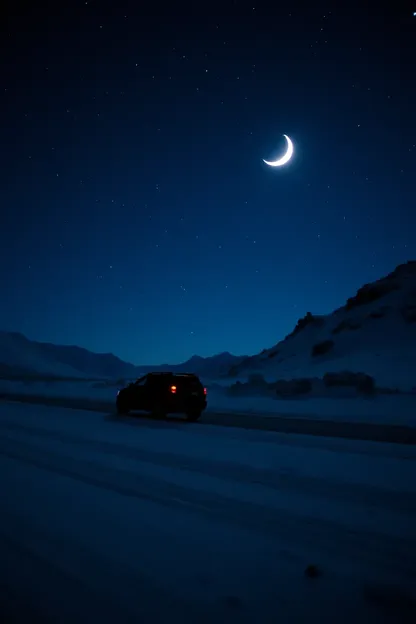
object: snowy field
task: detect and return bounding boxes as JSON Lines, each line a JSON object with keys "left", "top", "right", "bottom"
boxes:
{"left": 1, "top": 377, "right": 416, "bottom": 427}
{"left": 0, "top": 400, "right": 415, "bottom": 623}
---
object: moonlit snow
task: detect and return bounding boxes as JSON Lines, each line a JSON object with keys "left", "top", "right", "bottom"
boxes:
{"left": 0, "top": 400, "right": 415, "bottom": 623}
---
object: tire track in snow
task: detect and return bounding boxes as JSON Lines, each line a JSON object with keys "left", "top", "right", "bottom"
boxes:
{"left": 0, "top": 432, "right": 415, "bottom": 586}
{"left": 0, "top": 419, "right": 414, "bottom": 515}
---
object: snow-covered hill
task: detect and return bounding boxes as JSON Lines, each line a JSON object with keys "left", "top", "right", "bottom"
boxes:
{"left": 228, "top": 261, "right": 416, "bottom": 391}
{"left": 0, "top": 332, "right": 140, "bottom": 380}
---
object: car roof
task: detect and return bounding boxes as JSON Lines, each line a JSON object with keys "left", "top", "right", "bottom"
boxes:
{"left": 146, "top": 372, "right": 200, "bottom": 382}
{"left": 147, "top": 372, "right": 197, "bottom": 377}
{"left": 174, "top": 373, "right": 198, "bottom": 377}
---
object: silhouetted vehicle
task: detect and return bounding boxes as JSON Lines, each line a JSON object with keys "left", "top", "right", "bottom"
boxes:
{"left": 116, "top": 372, "right": 207, "bottom": 421}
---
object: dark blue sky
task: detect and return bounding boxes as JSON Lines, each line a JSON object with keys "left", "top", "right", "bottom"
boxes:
{"left": 1, "top": 2, "right": 414, "bottom": 365}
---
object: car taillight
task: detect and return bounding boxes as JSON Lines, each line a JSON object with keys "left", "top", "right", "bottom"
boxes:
{"left": 204, "top": 387, "right": 207, "bottom": 395}
{"left": 170, "top": 385, "right": 177, "bottom": 394}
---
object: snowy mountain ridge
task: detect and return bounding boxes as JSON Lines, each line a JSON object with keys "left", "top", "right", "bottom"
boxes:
{"left": 228, "top": 261, "right": 416, "bottom": 391}
{"left": 0, "top": 331, "right": 140, "bottom": 380}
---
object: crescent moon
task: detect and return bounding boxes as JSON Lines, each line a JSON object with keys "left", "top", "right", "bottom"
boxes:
{"left": 263, "top": 134, "right": 294, "bottom": 167}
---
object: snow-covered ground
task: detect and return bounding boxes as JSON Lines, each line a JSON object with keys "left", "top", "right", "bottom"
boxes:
{"left": 1, "top": 377, "right": 416, "bottom": 427}
{"left": 0, "top": 400, "right": 415, "bottom": 623}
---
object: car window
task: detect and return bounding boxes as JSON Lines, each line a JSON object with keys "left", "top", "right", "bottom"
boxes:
{"left": 147, "top": 375, "right": 170, "bottom": 388}
{"left": 134, "top": 376, "right": 147, "bottom": 386}
{"left": 177, "top": 376, "right": 201, "bottom": 388}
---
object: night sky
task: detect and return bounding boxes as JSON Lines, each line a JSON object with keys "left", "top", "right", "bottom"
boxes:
{"left": 1, "top": 2, "right": 414, "bottom": 365}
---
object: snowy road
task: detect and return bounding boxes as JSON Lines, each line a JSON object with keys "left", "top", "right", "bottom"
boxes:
{"left": 2, "top": 392, "right": 416, "bottom": 443}
{"left": 0, "top": 401, "right": 415, "bottom": 623}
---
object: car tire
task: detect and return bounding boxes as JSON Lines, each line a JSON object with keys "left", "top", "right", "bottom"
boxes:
{"left": 186, "top": 409, "right": 202, "bottom": 422}
{"left": 116, "top": 401, "right": 129, "bottom": 415}
{"left": 152, "top": 404, "right": 166, "bottom": 419}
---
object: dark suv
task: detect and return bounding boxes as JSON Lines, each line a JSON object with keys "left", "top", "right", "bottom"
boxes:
{"left": 116, "top": 372, "right": 207, "bottom": 421}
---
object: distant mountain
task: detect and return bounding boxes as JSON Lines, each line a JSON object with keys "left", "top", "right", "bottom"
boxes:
{"left": 130, "top": 351, "right": 247, "bottom": 380}
{"left": 0, "top": 331, "right": 245, "bottom": 381}
{"left": 144, "top": 351, "right": 248, "bottom": 379}
{"left": 0, "top": 332, "right": 140, "bottom": 380}
{"left": 227, "top": 261, "right": 416, "bottom": 391}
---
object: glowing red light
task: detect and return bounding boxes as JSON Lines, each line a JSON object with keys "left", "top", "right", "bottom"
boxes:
{"left": 170, "top": 385, "right": 177, "bottom": 393}
{"left": 204, "top": 387, "right": 207, "bottom": 395}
